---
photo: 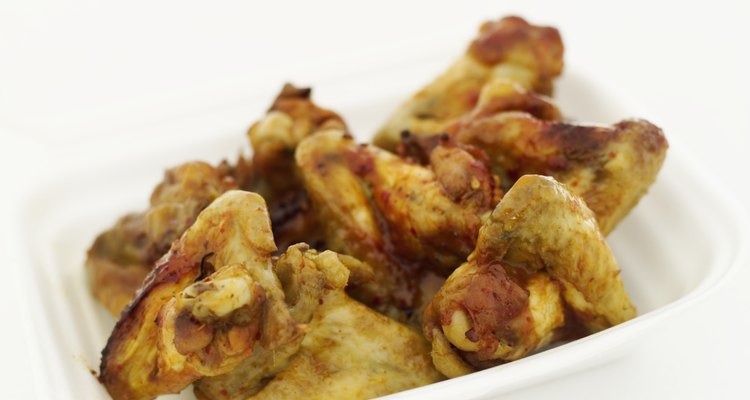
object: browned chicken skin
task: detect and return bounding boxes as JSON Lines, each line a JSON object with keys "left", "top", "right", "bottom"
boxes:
{"left": 99, "top": 191, "right": 293, "bottom": 400}
{"left": 374, "top": 16, "right": 564, "bottom": 150}
{"left": 395, "top": 78, "right": 668, "bottom": 236}
{"left": 87, "top": 85, "right": 342, "bottom": 316}
{"left": 295, "top": 129, "right": 502, "bottom": 320}
{"left": 375, "top": 14, "right": 666, "bottom": 236}
{"left": 86, "top": 162, "right": 237, "bottom": 315}
{"left": 424, "top": 175, "right": 636, "bottom": 377}
{"left": 246, "top": 84, "right": 347, "bottom": 251}
{"left": 448, "top": 110, "right": 668, "bottom": 235}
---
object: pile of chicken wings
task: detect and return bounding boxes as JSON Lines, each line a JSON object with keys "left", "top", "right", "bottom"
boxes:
{"left": 87, "top": 16, "right": 668, "bottom": 400}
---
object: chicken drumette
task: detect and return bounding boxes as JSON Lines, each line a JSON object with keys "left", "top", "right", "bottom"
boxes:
{"left": 423, "top": 175, "right": 636, "bottom": 377}
{"left": 99, "top": 191, "right": 296, "bottom": 399}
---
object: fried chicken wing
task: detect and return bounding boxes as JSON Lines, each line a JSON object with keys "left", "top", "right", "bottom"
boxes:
{"left": 295, "top": 129, "right": 400, "bottom": 310}
{"left": 87, "top": 85, "right": 342, "bottom": 316}
{"left": 87, "top": 161, "right": 237, "bottom": 315}
{"left": 295, "top": 129, "right": 501, "bottom": 317}
{"left": 448, "top": 112, "right": 668, "bottom": 234}
{"left": 376, "top": 16, "right": 665, "bottom": 236}
{"left": 365, "top": 136, "right": 501, "bottom": 273}
{"left": 191, "top": 244, "right": 347, "bottom": 400}
{"left": 99, "top": 191, "right": 302, "bottom": 400}
{"left": 424, "top": 175, "right": 636, "bottom": 377}
{"left": 374, "top": 16, "right": 564, "bottom": 150}
{"left": 239, "top": 246, "right": 443, "bottom": 400}
{"left": 392, "top": 79, "right": 667, "bottom": 235}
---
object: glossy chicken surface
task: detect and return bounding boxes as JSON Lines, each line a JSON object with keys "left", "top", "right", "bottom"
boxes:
{"left": 375, "top": 16, "right": 564, "bottom": 150}
{"left": 424, "top": 175, "right": 636, "bottom": 377}
{"left": 87, "top": 84, "right": 341, "bottom": 316}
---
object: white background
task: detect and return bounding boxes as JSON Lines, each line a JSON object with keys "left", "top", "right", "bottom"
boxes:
{"left": 2, "top": 1, "right": 749, "bottom": 398}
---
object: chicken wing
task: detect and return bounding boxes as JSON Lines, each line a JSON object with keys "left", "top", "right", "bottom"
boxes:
{"left": 424, "top": 175, "right": 636, "bottom": 377}
{"left": 392, "top": 78, "right": 667, "bottom": 236}
{"left": 86, "top": 161, "right": 237, "bottom": 315}
{"left": 87, "top": 84, "right": 342, "bottom": 316}
{"left": 447, "top": 111, "right": 668, "bottom": 235}
{"left": 99, "top": 191, "right": 302, "bottom": 400}
{"left": 295, "top": 128, "right": 501, "bottom": 318}
{"left": 229, "top": 245, "right": 443, "bottom": 400}
{"left": 374, "top": 16, "right": 564, "bottom": 150}
{"left": 192, "top": 244, "right": 375, "bottom": 400}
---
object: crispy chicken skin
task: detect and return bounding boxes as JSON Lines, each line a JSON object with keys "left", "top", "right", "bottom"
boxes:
{"left": 87, "top": 85, "right": 342, "bottom": 316}
{"left": 448, "top": 111, "right": 668, "bottom": 235}
{"left": 99, "top": 191, "right": 302, "bottom": 400}
{"left": 295, "top": 129, "right": 501, "bottom": 316}
{"left": 424, "top": 175, "right": 636, "bottom": 377}
{"left": 87, "top": 162, "right": 237, "bottom": 315}
{"left": 374, "top": 16, "right": 564, "bottom": 150}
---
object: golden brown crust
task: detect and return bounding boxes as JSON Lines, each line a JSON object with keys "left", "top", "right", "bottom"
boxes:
{"left": 374, "top": 16, "right": 564, "bottom": 151}
{"left": 451, "top": 113, "right": 668, "bottom": 234}
{"left": 436, "top": 262, "right": 530, "bottom": 359}
{"left": 469, "top": 16, "right": 564, "bottom": 93}
{"left": 247, "top": 83, "right": 347, "bottom": 195}
{"left": 86, "top": 162, "right": 237, "bottom": 316}
{"left": 245, "top": 84, "right": 348, "bottom": 254}
{"left": 99, "top": 191, "right": 288, "bottom": 400}
{"left": 295, "top": 129, "right": 502, "bottom": 320}
{"left": 99, "top": 188, "right": 441, "bottom": 400}
{"left": 367, "top": 140, "right": 499, "bottom": 274}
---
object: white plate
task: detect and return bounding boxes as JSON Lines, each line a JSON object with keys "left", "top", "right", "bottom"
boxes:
{"left": 11, "top": 60, "right": 748, "bottom": 399}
